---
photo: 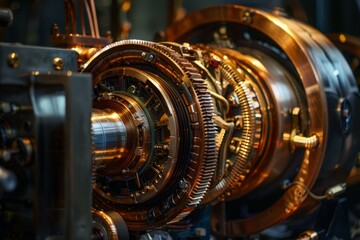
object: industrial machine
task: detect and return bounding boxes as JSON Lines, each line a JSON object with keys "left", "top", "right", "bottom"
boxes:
{"left": 0, "top": 2, "right": 359, "bottom": 239}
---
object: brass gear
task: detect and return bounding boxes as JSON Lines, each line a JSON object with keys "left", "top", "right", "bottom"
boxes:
{"left": 84, "top": 40, "right": 217, "bottom": 230}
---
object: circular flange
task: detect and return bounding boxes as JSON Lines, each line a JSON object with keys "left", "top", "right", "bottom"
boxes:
{"left": 83, "top": 40, "right": 217, "bottom": 230}
{"left": 165, "top": 5, "right": 359, "bottom": 236}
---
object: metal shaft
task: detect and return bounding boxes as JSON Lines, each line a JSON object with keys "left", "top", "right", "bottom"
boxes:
{"left": 91, "top": 108, "right": 127, "bottom": 171}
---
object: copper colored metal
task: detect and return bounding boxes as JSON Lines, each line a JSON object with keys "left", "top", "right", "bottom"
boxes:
{"left": 84, "top": 40, "right": 217, "bottom": 230}
{"left": 165, "top": 5, "right": 358, "bottom": 236}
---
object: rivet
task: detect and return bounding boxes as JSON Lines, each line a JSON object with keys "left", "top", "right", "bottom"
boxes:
{"left": 8, "top": 53, "right": 19, "bottom": 68}
{"left": 53, "top": 57, "right": 63, "bottom": 70}
{"left": 241, "top": 9, "right": 253, "bottom": 24}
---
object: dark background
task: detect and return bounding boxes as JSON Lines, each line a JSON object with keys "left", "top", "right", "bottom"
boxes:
{"left": 0, "top": 0, "right": 359, "bottom": 46}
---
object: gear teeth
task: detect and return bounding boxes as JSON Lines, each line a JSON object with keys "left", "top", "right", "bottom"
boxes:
{"left": 86, "top": 40, "right": 218, "bottom": 230}
{"left": 163, "top": 45, "right": 218, "bottom": 216}
{"left": 201, "top": 60, "right": 258, "bottom": 204}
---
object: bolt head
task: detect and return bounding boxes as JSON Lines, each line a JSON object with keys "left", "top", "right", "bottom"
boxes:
{"left": 8, "top": 53, "right": 19, "bottom": 68}
{"left": 209, "top": 55, "right": 221, "bottom": 68}
{"left": 53, "top": 57, "right": 63, "bottom": 70}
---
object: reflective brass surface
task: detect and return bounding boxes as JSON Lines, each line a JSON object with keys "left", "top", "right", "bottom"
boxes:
{"left": 164, "top": 5, "right": 360, "bottom": 236}
{"left": 1, "top": 3, "right": 359, "bottom": 240}
{"left": 80, "top": 6, "right": 360, "bottom": 233}
{"left": 84, "top": 40, "right": 218, "bottom": 230}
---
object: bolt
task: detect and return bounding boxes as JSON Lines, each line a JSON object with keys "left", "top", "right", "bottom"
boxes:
{"left": 241, "top": 9, "right": 253, "bottom": 24}
{"left": 8, "top": 52, "right": 19, "bottom": 68}
{"left": 209, "top": 55, "right": 222, "bottom": 68}
{"left": 53, "top": 57, "right": 63, "bottom": 70}
{"left": 141, "top": 52, "right": 146, "bottom": 58}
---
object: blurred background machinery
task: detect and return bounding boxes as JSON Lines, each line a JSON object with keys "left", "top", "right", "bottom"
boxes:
{"left": 0, "top": 1, "right": 360, "bottom": 240}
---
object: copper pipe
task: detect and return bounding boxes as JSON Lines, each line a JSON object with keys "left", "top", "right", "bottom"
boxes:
{"left": 64, "top": 0, "right": 76, "bottom": 34}
{"left": 84, "top": 0, "right": 95, "bottom": 37}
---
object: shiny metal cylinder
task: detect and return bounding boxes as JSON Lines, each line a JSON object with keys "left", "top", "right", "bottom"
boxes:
{"left": 91, "top": 108, "right": 127, "bottom": 170}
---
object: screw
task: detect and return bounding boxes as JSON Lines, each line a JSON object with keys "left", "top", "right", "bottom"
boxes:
{"left": 53, "top": 57, "right": 63, "bottom": 70}
{"left": 209, "top": 55, "right": 222, "bottom": 68}
{"left": 8, "top": 53, "right": 19, "bottom": 68}
{"left": 241, "top": 9, "right": 253, "bottom": 24}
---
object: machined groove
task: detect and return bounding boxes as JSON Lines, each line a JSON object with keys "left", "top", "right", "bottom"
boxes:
{"left": 84, "top": 39, "right": 218, "bottom": 229}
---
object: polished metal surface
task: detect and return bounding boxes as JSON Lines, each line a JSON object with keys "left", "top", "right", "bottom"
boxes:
{"left": 92, "top": 210, "right": 129, "bottom": 240}
{"left": 164, "top": 5, "right": 360, "bottom": 237}
{"left": 80, "top": 6, "right": 360, "bottom": 233}
{"left": 1, "top": 3, "right": 360, "bottom": 240}
{"left": 84, "top": 40, "right": 217, "bottom": 229}
{"left": 91, "top": 108, "right": 127, "bottom": 165}
{"left": 91, "top": 93, "right": 150, "bottom": 176}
